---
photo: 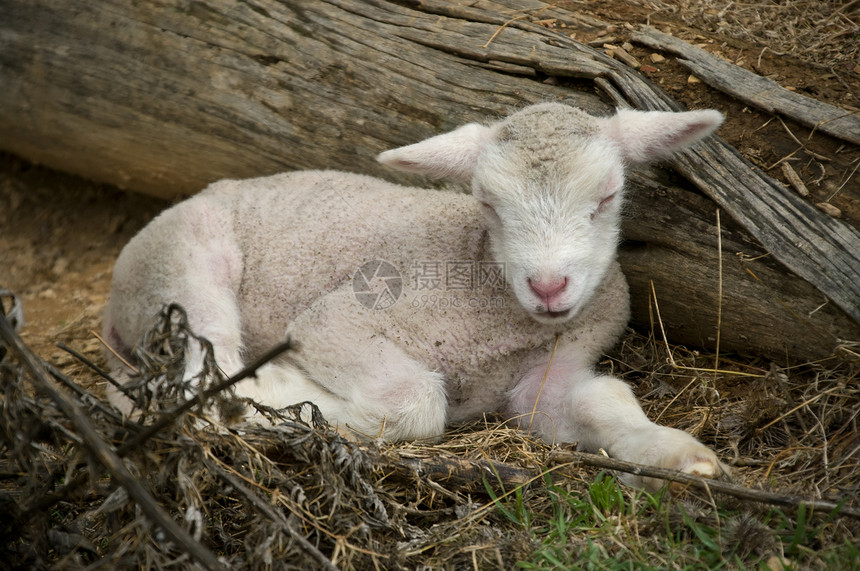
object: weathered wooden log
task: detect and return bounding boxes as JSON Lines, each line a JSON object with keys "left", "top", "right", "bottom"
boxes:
{"left": 1, "top": 0, "right": 857, "bottom": 361}
{"left": 631, "top": 27, "right": 860, "bottom": 146}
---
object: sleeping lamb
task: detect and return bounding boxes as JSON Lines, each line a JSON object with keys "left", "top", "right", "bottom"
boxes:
{"left": 103, "top": 102, "right": 727, "bottom": 490}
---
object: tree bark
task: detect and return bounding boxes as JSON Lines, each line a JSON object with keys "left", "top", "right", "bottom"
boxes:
{"left": 1, "top": 0, "right": 857, "bottom": 361}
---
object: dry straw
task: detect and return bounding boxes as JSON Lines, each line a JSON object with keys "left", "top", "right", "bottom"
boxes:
{"left": 1, "top": 288, "right": 858, "bottom": 569}
{"left": 659, "top": 0, "right": 859, "bottom": 72}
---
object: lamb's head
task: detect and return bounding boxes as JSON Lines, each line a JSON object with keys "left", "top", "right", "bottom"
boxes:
{"left": 379, "top": 103, "right": 723, "bottom": 323}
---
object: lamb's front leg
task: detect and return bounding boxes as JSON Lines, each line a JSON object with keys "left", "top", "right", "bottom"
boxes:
{"left": 509, "top": 363, "right": 726, "bottom": 491}
{"left": 239, "top": 288, "right": 449, "bottom": 441}
{"left": 565, "top": 375, "right": 727, "bottom": 490}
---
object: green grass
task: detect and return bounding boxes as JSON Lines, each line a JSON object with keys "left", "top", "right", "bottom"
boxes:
{"left": 486, "top": 472, "right": 860, "bottom": 570}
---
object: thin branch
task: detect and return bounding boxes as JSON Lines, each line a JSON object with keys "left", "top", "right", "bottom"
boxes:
{"left": 482, "top": 5, "right": 552, "bottom": 48}
{"left": 714, "top": 209, "right": 722, "bottom": 384}
{"left": 329, "top": 441, "right": 860, "bottom": 520}
{"left": 548, "top": 449, "right": 860, "bottom": 518}
{"left": 14, "top": 359, "right": 145, "bottom": 522}
{"left": 53, "top": 343, "right": 141, "bottom": 423}
{"left": 91, "top": 329, "right": 138, "bottom": 373}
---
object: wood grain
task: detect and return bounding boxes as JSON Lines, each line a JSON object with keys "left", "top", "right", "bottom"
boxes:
{"left": 631, "top": 26, "right": 860, "bottom": 146}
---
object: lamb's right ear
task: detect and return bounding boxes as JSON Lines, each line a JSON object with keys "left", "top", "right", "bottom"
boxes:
{"left": 377, "top": 123, "right": 496, "bottom": 183}
{"left": 599, "top": 108, "right": 724, "bottom": 163}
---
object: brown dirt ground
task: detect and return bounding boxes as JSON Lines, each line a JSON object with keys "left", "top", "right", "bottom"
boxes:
{"left": 2, "top": 0, "right": 857, "bottom": 372}
{"left": 1, "top": 159, "right": 165, "bottom": 372}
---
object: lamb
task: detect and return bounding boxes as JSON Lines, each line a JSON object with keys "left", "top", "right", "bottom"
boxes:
{"left": 103, "top": 102, "right": 727, "bottom": 490}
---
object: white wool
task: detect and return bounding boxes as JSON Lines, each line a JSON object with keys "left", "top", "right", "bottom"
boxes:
{"left": 104, "top": 103, "right": 727, "bottom": 490}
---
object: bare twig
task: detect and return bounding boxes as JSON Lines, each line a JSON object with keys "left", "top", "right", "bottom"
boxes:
{"left": 528, "top": 334, "right": 560, "bottom": 434}
{"left": 54, "top": 342, "right": 140, "bottom": 410}
{"left": 307, "top": 439, "right": 860, "bottom": 520}
{"left": 91, "top": 329, "right": 138, "bottom": 373}
{"left": 548, "top": 449, "right": 860, "bottom": 518}
{"left": 780, "top": 162, "right": 810, "bottom": 196}
{"left": 482, "top": 5, "right": 551, "bottom": 47}
{"left": 714, "top": 209, "right": 723, "bottom": 383}
{"left": 12, "top": 332, "right": 295, "bottom": 527}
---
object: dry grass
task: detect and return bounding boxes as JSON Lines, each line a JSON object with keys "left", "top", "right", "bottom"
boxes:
{"left": 1, "top": 300, "right": 858, "bottom": 570}
{"left": 611, "top": 331, "right": 860, "bottom": 501}
{"left": 657, "top": 0, "right": 860, "bottom": 72}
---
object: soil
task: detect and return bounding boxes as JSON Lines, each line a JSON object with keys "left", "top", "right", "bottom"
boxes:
{"left": 0, "top": 160, "right": 165, "bottom": 369}
{"left": 1, "top": 0, "right": 858, "bottom": 372}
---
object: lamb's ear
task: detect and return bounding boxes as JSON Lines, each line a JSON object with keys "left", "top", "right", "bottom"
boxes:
{"left": 377, "top": 123, "right": 496, "bottom": 182}
{"left": 598, "top": 109, "right": 724, "bottom": 163}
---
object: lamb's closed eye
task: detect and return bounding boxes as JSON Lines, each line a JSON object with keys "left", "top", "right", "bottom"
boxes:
{"left": 591, "top": 193, "right": 617, "bottom": 220}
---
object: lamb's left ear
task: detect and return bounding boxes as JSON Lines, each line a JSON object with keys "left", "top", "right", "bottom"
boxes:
{"left": 599, "top": 109, "right": 724, "bottom": 163}
{"left": 378, "top": 123, "right": 497, "bottom": 182}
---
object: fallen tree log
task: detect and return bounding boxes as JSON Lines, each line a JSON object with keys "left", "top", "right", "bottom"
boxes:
{"left": 1, "top": 0, "right": 858, "bottom": 361}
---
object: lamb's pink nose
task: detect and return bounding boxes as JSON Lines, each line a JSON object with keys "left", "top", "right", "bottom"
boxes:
{"left": 528, "top": 277, "right": 568, "bottom": 303}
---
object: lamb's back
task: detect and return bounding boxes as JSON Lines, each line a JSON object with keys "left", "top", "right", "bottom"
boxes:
{"left": 205, "top": 171, "right": 484, "bottom": 358}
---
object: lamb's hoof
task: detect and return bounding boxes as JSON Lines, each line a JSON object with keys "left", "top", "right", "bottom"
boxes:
{"left": 685, "top": 459, "right": 720, "bottom": 477}
{"left": 666, "top": 455, "right": 729, "bottom": 496}
{"left": 622, "top": 427, "right": 728, "bottom": 493}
